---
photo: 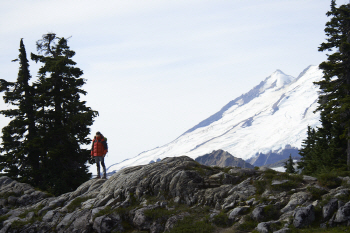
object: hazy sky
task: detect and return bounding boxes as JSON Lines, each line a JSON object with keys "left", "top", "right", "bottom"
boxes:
{"left": 0, "top": 0, "right": 347, "bottom": 172}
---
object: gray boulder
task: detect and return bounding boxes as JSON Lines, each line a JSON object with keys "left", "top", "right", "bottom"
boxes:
{"left": 93, "top": 213, "right": 123, "bottom": 233}
{"left": 133, "top": 206, "right": 155, "bottom": 230}
{"left": 164, "top": 212, "right": 190, "bottom": 232}
{"left": 333, "top": 201, "right": 350, "bottom": 224}
{"left": 293, "top": 205, "right": 315, "bottom": 228}
{"left": 281, "top": 192, "right": 311, "bottom": 213}
{"left": 255, "top": 220, "right": 280, "bottom": 233}
{"left": 252, "top": 205, "right": 267, "bottom": 221}
{"left": 322, "top": 198, "right": 338, "bottom": 221}
{"left": 228, "top": 206, "right": 249, "bottom": 220}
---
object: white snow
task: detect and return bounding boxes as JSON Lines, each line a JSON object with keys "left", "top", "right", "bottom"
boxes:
{"left": 107, "top": 65, "right": 323, "bottom": 173}
{"left": 271, "top": 167, "right": 285, "bottom": 172}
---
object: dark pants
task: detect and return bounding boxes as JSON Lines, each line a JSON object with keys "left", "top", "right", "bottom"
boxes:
{"left": 94, "top": 156, "right": 106, "bottom": 177}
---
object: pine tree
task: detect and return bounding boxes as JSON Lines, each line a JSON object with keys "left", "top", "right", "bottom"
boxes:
{"left": 298, "top": 110, "right": 347, "bottom": 175}
{"left": 0, "top": 39, "right": 41, "bottom": 185}
{"left": 284, "top": 154, "right": 295, "bottom": 174}
{"left": 298, "top": 126, "right": 317, "bottom": 174}
{"left": 30, "top": 33, "right": 98, "bottom": 195}
{"left": 317, "top": 0, "right": 350, "bottom": 170}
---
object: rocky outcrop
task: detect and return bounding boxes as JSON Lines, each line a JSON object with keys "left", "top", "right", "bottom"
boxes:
{"left": 195, "top": 149, "right": 254, "bottom": 168}
{"left": 1, "top": 156, "right": 350, "bottom": 232}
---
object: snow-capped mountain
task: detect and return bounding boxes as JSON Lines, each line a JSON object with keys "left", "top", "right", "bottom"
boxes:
{"left": 107, "top": 65, "right": 322, "bottom": 173}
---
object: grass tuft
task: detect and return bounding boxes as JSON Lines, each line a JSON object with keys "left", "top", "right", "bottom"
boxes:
{"left": 66, "top": 196, "right": 91, "bottom": 213}
{"left": 168, "top": 215, "right": 214, "bottom": 233}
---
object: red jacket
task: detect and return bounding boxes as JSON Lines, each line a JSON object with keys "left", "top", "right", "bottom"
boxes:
{"left": 91, "top": 136, "right": 108, "bottom": 157}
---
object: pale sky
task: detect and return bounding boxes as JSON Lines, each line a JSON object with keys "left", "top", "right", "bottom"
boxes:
{"left": 0, "top": 0, "right": 346, "bottom": 172}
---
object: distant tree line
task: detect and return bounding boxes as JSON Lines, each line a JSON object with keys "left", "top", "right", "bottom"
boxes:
{"left": 0, "top": 33, "right": 98, "bottom": 195}
{"left": 298, "top": 1, "right": 350, "bottom": 175}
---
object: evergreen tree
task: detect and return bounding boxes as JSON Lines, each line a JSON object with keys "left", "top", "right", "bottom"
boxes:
{"left": 299, "top": 1, "right": 350, "bottom": 175}
{"left": 30, "top": 33, "right": 98, "bottom": 195}
{"left": 0, "top": 39, "right": 40, "bottom": 185}
{"left": 298, "top": 109, "right": 347, "bottom": 175}
{"left": 298, "top": 126, "right": 317, "bottom": 174}
{"left": 284, "top": 154, "right": 295, "bottom": 174}
{"left": 0, "top": 34, "right": 98, "bottom": 195}
{"left": 317, "top": 0, "right": 350, "bottom": 170}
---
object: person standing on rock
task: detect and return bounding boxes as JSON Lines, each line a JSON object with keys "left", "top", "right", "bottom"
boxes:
{"left": 91, "top": 131, "right": 108, "bottom": 179}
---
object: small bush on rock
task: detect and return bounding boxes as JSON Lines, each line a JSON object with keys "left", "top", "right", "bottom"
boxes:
{"left": 307, "top": 186, "right": 328, "bottom": 201}
{"left": 94, "top": 206, "right": 114, "bottom": 220}
{"left": 0, "top": 214, "right": 10, "bottom": 223}
{"left": 253, "top": 180, "right": 269, "bottom": 195}
{"left": 237, "top": 215, "right": 258, "bottom": 232}
{"left": 212, "top": 211, "right": 231, "bottom": 227}
{"left": 263, "top": 169, "right": 278, "bottom": 180}
{"left": 169, "top": 216, "right": 214, "bottom": 233}
{"left": 317, "top": 172, "right": 342, "bottom": 189}
{"left": 66, "top": 196, "right": 91, "bottom": 213}
{"left": 263, "top": 204, "right": 280, "bottom": 221}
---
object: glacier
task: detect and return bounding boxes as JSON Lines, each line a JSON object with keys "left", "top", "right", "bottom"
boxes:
{"left": 107, "top": 65, "right": 322, "bottom": 173}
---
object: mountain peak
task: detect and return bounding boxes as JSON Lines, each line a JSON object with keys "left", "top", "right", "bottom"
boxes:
{"left": 261, "top": 69, "right": 294, "bottom": 91}
{"left": 274, "top": 69, "right": 285, "bottom": 74}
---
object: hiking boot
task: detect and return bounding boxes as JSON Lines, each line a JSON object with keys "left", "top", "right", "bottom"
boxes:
{"left": 102, "top": 174, "right": 107, "bottom": 179}
{"left": 94, "top": 176, "right": 101, "bottom": 179}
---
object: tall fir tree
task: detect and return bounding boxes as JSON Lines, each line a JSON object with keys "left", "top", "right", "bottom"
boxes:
{"left": 0, "top": 39, "right": 41, "bottom": 185}
{"left": 317, "top": 0, "right": 350, "bottom": 170}
{"left": 30, "top": 33, "right": 98, "bottom": 195}
{"left": 299, "top": 1, "right": 350, "bottom": 175}
{"left": 0, "top": 34, "right": 98, "bottom": 195}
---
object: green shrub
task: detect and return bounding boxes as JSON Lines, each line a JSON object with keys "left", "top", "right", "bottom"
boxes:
{"left": 263, "top": 169, "right": 277, "bottom": 180}
{"left": 212, "top": 211, "right": 230, "bottom": 228}
{"left": 10, "top": 220, "right": 29, "bottom": 229}
{"left": 0, "top": 191, "right": 17, "bottom": 199}
{"left": 10, "top": 206, "right": 46, "bottom": 229}
{"left": 253, "top": 180, "right": 269, "bottom": 195}
{"left": 18, "top": 210, "right": 32, "bottom": 219}
{"left": 13, "top": 203, "right": 45, "bottom": 225}
{"left": 317, "top": 172, "right": 342, "bottom": 189}
{"left": 0, "top": 214, "right": 10, "bottom": 223}
{"left": 334, "top": 193, "right": 350, "bottom": 203}
{"left": 259, "top": 196, "right": 269, "bottom": 204}
{"left": 168, "top": 216, "right": 214, "bottom": 233}
{"left": 237, "top": 215, "right": 258, "bottom": 231}
{"left": 93, "top": 206, "right": 115, "bottom": 220}
{"left": 144, "top": 208, "right": 176, "bottom": 220}
{"left": 278, "top": 173, "right": 303, "bottom": 182}
{"left": 269, "top": 221, "right": 283, "bottom": 232}
{"left": 262, "top": 205, "right": 280, "bottom": 221}
{"left": 307, "top": 186, "right": 328, "bottom": 201}
{"left": 223, "top": 166, "right": 233, "bottom": 174}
